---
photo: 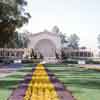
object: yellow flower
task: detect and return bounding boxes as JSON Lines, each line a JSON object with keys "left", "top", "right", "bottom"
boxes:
{"left": 24, "top": 64, "right": 59, "bottom": 100}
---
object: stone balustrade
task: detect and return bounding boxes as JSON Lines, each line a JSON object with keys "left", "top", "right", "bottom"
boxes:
{"left": 0, "top": 48, "right": 31, "bottom": 59}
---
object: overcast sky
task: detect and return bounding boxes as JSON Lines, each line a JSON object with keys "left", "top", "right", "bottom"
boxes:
{"left": 22, "top": 0, "right": 100, "bottom": 49}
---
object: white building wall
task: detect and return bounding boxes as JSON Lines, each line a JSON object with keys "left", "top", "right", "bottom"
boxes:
{"left": 28, "top": 31, "right": 62, "bottom": 58}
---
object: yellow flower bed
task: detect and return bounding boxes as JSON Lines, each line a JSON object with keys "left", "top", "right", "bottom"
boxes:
{"left": 24, "top": 64, "right": 59, "bottom": 100}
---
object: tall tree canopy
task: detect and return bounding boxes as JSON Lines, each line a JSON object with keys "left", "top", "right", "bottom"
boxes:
{"left": 6, "top": 31, "right": 30, "bottom": 48}
{"left": 0, "top": 0, "right": 31, "bottom": 47}
{"left": 52, "top": 25, "right": 60, "bottom": 33}
{"left": 60, "top": 33, "right": 68, "bottom": 44}
{"left": 68, "top": 33, "right": 80, "bottom": 49}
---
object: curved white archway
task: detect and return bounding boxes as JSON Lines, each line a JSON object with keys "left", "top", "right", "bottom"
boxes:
{"left": 34, "top": 39, "right": 56, "bottom": 58}
{"left": 28, "top": 31, "right": 62, "bottom": 61}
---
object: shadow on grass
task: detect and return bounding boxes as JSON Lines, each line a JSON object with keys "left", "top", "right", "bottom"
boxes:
{"left": 46, "top": 64, "right": 100, "bottom": 92}
{"left": 0, "top": 79, "right": 21, "bottom": 90}
{"left": 0, "top": 67, "right": 34, "bottom": 91}
{"left": 63, "top": 78, "right": 100, "bottom": 90}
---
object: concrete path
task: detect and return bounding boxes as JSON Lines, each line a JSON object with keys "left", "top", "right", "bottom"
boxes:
{"left": 79, "top": 64, "right": 100, "bottom": 70}
{"left": 0, "top": 64, "right": 27, "bottom": 78}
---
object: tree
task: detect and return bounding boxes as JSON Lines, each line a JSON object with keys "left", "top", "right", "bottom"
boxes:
{"left": 68, "top": 33, "right": 80, "bottom": 49}
{"left": 4, "top": 32, "right": 22, "bottom": 48}
{"left": 80, "top": 46, "right": 87, "bottom": 49}
{"left": 52, "top": 25, "right": 60, "bottom": 33}
{"left": 20, "top": 32, "right": 30, "bottom": 48}
{"left": 0, "top": 0, "right": 31, "bottom": 47}
{"left": 55, "top": 51, "right": 59, "bottom": 59}
{"left": 40, "top": 53, "right": 43, "bottom": 59}
{"left": 15, "top": 32, "right": 25, "bottom": 48}
{"left": 61, "top": 50, "right": 67, "bottom": 60}
{"left": 4, "top": 32, "right": 30, "bottom": 48}
{"left": 30, "top": 49, "right": 35, "bottom": 58}
{"left": 34, "top": 53, "right": 37, "bottom": 59}
{"left": 60, "top": 33, "right": 68, "bottom": 44}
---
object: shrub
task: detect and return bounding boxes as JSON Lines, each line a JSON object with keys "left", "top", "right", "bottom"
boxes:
{"left": 62, "top": 59, "right": 78, "bottom": 64}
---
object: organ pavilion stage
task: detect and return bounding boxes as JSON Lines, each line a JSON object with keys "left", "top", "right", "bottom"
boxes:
{"left": 28, "top": 29, "right": 62, "bottom": 61}
{"left": 0, "top": 27, "right": 98, "bottom": 63}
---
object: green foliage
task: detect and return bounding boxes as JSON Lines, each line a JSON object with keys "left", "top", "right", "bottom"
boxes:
{"left": 86, "top": 59, "right": 100, "bottom": 64}
{"left": 0, "top": 0, "right": 31, "bottom": 47}
{"left": 62, "top": 59, "right": 78, "bottom": 64}
{"left": 55, "top": 51, "right": 60, "bottom": 59}
{"left": 30, "top": 49, "right": 44, "bottom": 60}
{"left": 40, "top": 53, "right": 43, "bottom": 59}
{"left": 34, "top": 53, "right": 37, "bottom": 59}
{"left": 61, "top": 50, "right": 68, "bottom": 60}
{"left": 20, "top": 33, "right": 30, "bottom": 48}
{"left": 68, "top": 33, "right": 80, "bottom": 49}
{"left": 60, "top": 33, "right": 68, "bottom": 44}
{"left": 14, "top": 32, "right": 24, "bottom": 48}
{"left": 4, "top": 32, "right": 30, "bottom": 48}
{"left": 30, "top": 49, "right": 35, "bottom": 58}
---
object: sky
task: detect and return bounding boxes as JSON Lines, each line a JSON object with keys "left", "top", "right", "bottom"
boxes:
{"left": 21, "top": 0, "right": 100, "bottom": 49}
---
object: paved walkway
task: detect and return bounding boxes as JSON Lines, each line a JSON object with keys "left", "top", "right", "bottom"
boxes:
{"left": 79, "top": 64, "right": 100, "bottom": 70}
{"left": 0, "top": 64, "right": 24, "bottom": 78}
{"left": 8, "top": 64, "right": 75, "bottom": 100}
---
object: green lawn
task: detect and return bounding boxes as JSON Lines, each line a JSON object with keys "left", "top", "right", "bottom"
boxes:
{"left": 0, "top": 64, "right": 34, "bottom": 100}
{"left": 0, "top": 63, "right": 100, "bottom": 100}
{"left": 45, "top": 64, "right": 100, "bottom": 100}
